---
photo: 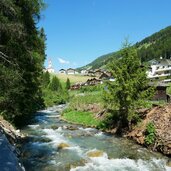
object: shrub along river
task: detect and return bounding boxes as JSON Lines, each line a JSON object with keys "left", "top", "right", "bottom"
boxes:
{"left": 20, "top": 105, "right": 171, "bottom": 171}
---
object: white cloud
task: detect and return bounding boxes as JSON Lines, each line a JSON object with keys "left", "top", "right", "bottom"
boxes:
{"left": 58, "top": 58, "right": 70, "bottom": 64}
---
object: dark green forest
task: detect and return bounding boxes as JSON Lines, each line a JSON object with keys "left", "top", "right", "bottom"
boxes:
{"left": 79, "top": 26, "right": 171, "bottom": 70}
{"left": 0, "top": 0, "right": 46, "bottom": 126}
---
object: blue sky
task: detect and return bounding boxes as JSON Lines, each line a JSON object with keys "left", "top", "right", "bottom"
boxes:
{"left": 39, "top": 0, "right": 171, "bottom": 71}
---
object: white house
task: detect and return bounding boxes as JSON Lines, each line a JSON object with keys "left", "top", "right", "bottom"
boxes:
{"left": 147, "top": 57, "right": 171, "bottom": 79}
{"left": 46, "top": 59, "right": 55, "bottom": 73}
{"left": 81, "top": 69, "right": 88, "bottom": 75}
{"left": 66, "top": 68, "right": 76, "bottom": 75}
{"left": 59, "top": 69, "right": 66, "bottom": 74}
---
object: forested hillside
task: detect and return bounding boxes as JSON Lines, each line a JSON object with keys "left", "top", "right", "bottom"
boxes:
{"left": 136, "top": 26, "right": 171, "bottom": 62}
{"left": 79, "top": 26, "right": 171, "bottom": 70}
{"left": 0, "top": 0, "right": 46, "bottom": 126}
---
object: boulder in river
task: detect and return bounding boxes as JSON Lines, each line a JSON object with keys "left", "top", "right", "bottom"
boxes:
{"left": 66, "top": 125, "right": 79, "bottom": 131}
{"left": 58, "top": 142, "right": 70, "bottom": 149}
{"left": 86, "top": 150, "right": 104, "bottom": 157}
{"left": 51, "top": 125, "right": 59, "bottom": 130}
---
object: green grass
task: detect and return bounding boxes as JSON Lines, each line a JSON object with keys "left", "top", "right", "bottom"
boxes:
{"left": 61, "top": 85, "right": 104, "bottom": 127}
{"left": 51, "top": 73, "right": 94, "bottom": 84}
{"left": 68, "top": 91, "right": 103, "bottom": 112}
{"left": 62, "top": 111, "right": 101, "bottom": 127}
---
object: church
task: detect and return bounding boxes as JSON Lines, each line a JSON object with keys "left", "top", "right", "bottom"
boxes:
{"left": 45, "top": 59, "right": 55, "bottom": 73}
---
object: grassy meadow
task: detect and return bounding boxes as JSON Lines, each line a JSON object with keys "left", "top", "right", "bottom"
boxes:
{"left": 52, "top": 73, "right": 94, "bottom": 84}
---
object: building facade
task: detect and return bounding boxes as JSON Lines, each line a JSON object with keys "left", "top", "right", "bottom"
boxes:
{"left": 147, "top": 58, "right": 171, "bottom": 79}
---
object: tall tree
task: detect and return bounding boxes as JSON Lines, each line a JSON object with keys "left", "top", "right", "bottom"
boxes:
{"left": 0, "top": 0, "right": 46, "bottom": 126}
{"left": 104, "top": 42, "right": 153, "bottom": 133}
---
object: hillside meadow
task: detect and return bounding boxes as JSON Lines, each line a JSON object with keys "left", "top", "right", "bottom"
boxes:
{"left": 51, "top": 73, "right": 94, "bottom": 84}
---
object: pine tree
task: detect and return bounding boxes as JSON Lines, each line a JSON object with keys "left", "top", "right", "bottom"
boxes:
{"left": 42, "top": 71, "right": 50, "bottom": 87}
{"left": 66, "top": 78, "right": 71, "bottom": 90}
{"left": 49, "top": 76, "right": 62, "bottom": 91}
{"left": 0, "top": 0, "right": 46, "bottom": 126}
{"left": 104, "top": 42, "right": 154, "bottom": 133}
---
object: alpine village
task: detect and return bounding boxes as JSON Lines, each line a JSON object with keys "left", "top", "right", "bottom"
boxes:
{"left": 0, "top": 1, "right": 171, "bottom": 171}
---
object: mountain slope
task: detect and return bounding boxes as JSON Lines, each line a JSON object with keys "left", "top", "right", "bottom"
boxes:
{"left": 78, "top": 26, "right": 171, "bottom": 70}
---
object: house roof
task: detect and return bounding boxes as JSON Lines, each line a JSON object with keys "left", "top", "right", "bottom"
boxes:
{"left": 148, "top": 59, "right": 158, "bottom": 65}
{"left": 59, "top": 69, "right": 66, "bottom": 71}
{"left": 159, "top": 59, "right": 171, "bottom": 66}
{"left": 87, "top": 78, "right": 101, "bottom": 82}
{"left": 67, "top": 68, "right": 75, "bottom": 71}
{"left": 99, "top": 72, "right": 111, "bottom": 79}
{"left": 148, "top": 58, "right": 171, "bottom": 66}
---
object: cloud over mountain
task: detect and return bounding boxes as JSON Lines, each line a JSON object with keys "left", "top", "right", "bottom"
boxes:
{"left": 58, "top": 58, "right": 70, "bottom": 64}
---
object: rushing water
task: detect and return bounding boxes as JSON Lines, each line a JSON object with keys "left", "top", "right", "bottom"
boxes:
{"left": 20, "top": 105, "right": 171, "bottom": 171}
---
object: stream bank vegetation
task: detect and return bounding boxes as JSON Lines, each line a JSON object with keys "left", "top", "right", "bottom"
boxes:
{"left": 42, "top": 71, "right": 69, "bottom": 107}
{"left": 62, "top": 84, "right": 104, "bottom": 127}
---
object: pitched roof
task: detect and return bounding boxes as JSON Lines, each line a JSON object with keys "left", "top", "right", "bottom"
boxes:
{"left": 59, "top": 69, "right": 66, "bottom": 71}
{"left": 67, "top": 68, "right": 75, "bottom": 71}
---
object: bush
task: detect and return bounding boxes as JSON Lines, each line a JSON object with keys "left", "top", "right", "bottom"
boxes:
{"left": 42, "top": 88, "right": 68, "bottom": 107}
{"left": 97, "top": 110, "right": 120, "bottom": 130}
{"left": 79, "top": 85, "right": 103, "bottom": 93}
{"left": 145, "top": 122, "right": 156, "bottom": 145}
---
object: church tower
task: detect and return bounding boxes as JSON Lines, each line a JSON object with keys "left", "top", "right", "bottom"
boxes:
{"left": 47, "top": 59, "right": 55, "bottom": 73}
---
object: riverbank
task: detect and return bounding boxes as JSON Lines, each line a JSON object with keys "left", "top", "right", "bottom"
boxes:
{"left": 0, "top": 116, "right": 25, "bottom": 171}
{"left": 62, "top": 104, "right": 171, "bottom": 157}
{"left": 61, "top": 111, "right": 101, "bottom": 127}
{"left": 127, "top": 104, "right": 171, "bottom": 156}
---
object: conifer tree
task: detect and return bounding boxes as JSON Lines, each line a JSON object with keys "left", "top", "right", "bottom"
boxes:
{"left": 104, "top": 42, "right": 154, "bottom": 132}
{"left": 49, "top": 76, "right": 62, "bottom": 91}
{"left": 0, "top": 0, "right": 46, "bottom": 126}
{"left": 66, "top": 78, "right": 71, "bottom": 90}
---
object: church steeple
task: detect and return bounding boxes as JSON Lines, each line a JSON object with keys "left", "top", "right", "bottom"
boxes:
{"left": 46, "top": 58, "right": 55, "bottom": 73}
{"left": 48, "top": 59, "right": 53, "bottom": 69}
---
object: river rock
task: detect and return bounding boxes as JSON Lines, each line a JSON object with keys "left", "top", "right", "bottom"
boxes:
{"left": 166, "top": 159, "right": 171, "bottom": 167}
{"left": 0, "top": 116, "right": 25, "bottom": 144}
{"left": 86, "top": 150, "right": 104, "bottom": 157}
{"left": 0, "top": 129, "right": 25, "bottom": 171}
{"left": 58, "top": 142, "right": 70, "bottom": 149}
{"left": 69, "top": 159, "right": 86, "bottom": 169}
{"left": 66, "top": 125, "right": 79, "bottom": 131}
{"left": 51, "top": 125, "right": 58, "bottom": 130}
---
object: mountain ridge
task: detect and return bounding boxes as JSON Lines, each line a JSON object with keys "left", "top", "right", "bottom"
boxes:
{"left": 78, "top": 25, "right": 171, "bottom": 70}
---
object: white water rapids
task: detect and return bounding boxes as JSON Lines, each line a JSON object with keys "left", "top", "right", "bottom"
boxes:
{"left": 20, "top": 105, "right": 171, "bottom": 171}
